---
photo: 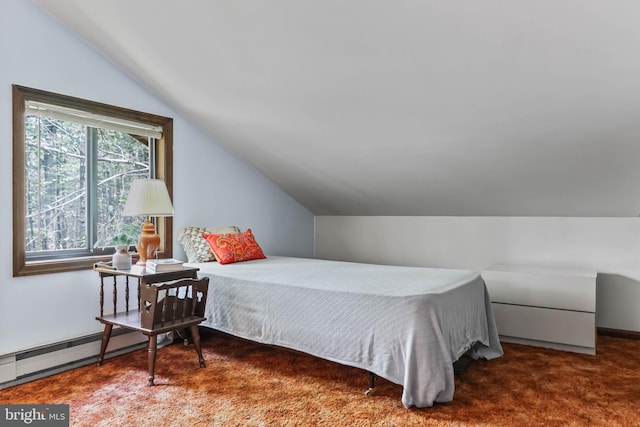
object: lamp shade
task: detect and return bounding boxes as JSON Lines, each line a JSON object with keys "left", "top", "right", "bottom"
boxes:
{"left": 122, "top": 179, "right": 174, "bottom": 217}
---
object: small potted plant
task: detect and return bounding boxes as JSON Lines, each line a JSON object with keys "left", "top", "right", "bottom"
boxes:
{"left": 111, "top": 233, "right": 137, "bottom": 269}
{"left": 96, "top": 232, "right": 138, "bottom": 269}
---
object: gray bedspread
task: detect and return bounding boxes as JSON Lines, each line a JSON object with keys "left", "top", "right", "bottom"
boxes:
{"left": 190, "top": 256, "right": 503, "bottom": 408}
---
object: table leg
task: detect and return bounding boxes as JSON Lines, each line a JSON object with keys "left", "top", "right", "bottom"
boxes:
{"left": 147, "top": 335, "right": 157, "bottom": 386}
{"left": 96, "top": 324, "right": 113, "bottom": 366}
{"left": 189, "top": 325, "right": 206, "bottom": 368}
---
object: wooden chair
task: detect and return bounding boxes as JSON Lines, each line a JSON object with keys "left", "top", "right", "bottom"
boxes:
{"left": 96, "top": 276, "right": 209, "bottom": 385}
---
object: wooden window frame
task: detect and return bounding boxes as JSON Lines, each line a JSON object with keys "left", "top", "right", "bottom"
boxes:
{"left": 12, "top": 85, "right": 174, "bottom": 277}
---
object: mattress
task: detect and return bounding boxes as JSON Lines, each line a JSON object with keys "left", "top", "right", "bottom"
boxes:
{"left": 189, "top": 256, "right": 503, "bottom": 408}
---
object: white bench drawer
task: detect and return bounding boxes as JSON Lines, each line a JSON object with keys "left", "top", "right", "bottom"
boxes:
{"left": 492, "top": 303, "right": 596, "bottom": 349}
{"left": 483, "top": 266, "right": 596, "bottom": 312}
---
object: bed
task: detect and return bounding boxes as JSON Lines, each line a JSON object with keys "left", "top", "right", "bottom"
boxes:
{"left": 187, "top": 255, "right": 503, "bottom": 408}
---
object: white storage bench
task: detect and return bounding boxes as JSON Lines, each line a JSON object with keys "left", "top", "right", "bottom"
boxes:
{"left": 482, "top": 264, "right": 597, "bottom": 355}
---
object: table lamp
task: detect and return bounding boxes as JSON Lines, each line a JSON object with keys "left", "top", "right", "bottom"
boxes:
{"left": 122, "top": 179, "right": 174, "bottom": 265}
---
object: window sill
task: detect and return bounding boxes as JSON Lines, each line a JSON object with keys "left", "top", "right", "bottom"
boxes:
{"left": 13, "top": 253, "right": 166, "bottom": 277}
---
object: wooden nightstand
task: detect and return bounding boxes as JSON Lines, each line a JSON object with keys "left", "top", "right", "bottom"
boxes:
{"left": 94, "top": 264, "right": 208, "bottom": 385}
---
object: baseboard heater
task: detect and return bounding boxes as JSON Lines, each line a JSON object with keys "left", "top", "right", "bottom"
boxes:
{"left": 0, "top": 329, "right": 148, "bottom": 389}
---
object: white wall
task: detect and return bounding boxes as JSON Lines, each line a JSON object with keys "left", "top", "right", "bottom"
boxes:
{"left": 315, "top": 216, "right": 640, "bottom": 332}
{"left": 0, "top": 0, "right": 314, "bottom": 355}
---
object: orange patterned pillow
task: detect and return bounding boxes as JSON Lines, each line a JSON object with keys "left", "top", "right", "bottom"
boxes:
{"left": 201, "top": 229, "right": 266, "bottom": 265}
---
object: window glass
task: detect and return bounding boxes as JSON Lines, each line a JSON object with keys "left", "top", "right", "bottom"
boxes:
{"left": 95, "top": 129, "right": 151, "bottom": 253}
{"left": 25, "top": 113, "right": 152, "bottom": 258}
{"left": 25, "top": 117, "right": 88, "bottom": 253}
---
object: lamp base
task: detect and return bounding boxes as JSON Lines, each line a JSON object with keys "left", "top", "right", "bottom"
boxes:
{"left": 136, "top": 220, "right": 160, "bottom": 266}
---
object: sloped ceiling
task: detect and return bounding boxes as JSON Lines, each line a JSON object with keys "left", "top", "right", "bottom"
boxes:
{"left": 34, "top": 0, "right": 640, "bottom": 216}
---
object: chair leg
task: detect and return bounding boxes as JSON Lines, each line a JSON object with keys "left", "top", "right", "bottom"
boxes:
{"left": 189, "top": 325, "right": 206, "bottom": 368}
{"left": 96, "top": 324, "right": 113, "bottom": 366}
{"left": 147, "top": 335, "right": 158, "bottom": 386}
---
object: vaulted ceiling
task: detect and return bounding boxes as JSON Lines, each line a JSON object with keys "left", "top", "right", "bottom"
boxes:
{"left": 34, "top": 0, "right": 640, "bottom": 216}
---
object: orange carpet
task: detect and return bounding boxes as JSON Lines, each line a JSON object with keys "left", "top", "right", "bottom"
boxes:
{"left": 1, "top": 330, "right": 639, "bottom": 426}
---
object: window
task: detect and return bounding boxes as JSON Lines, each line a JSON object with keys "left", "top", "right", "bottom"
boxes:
{"left": 13, "top": 85, "right": 174, "bottom": 276}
